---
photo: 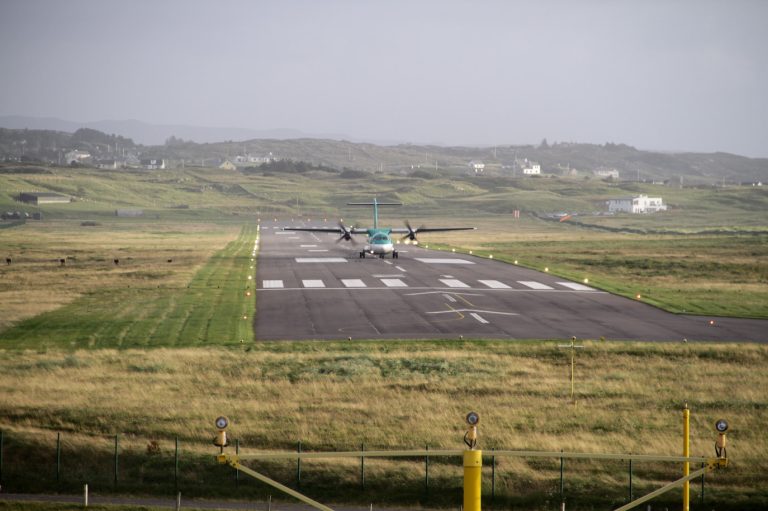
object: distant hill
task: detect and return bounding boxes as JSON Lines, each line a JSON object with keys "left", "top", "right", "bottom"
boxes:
{"left": 1, "top": 123, "right": 766, "bottom": 184}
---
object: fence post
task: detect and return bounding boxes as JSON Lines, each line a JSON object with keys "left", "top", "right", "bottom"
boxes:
{"left": 628, "top": 457, "right": 633, "bottom": 502}
{"left": 235, "top": 439, "right": 240, "bottom": 487}
{"left": 84, "top": 483, "right": 89, "bottom": 507}
{"left": 491, "top": 449, "right": 496, "bottom": 505}
{"left": 425, "top": 444, "right": 429, "bottom": 497}
{"left": 174, "top": 437, "right": 179, "bottom": 493}
{"left": 296, "top": 441, "right": 302, "bottom": 489}
{"left": 559, "top": 451, "right": 564, "bottom": 503}
{"left": 56, "top": 432, "right": 61, "bottom": 483}
{"left": 114, "top": 434, "right": 119, "bottom": 487}
{"left": 360, "top": 443, "right": 365, "bottom": 489}
{"left": 0, "top": 429, "right": 4, "bottom": 486}
{"left": 700, "top": 462, "right": 705, "bottom": 505}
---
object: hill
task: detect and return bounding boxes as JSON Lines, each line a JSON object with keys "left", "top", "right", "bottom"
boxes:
{"left": 1, "top": 126, "right": 767, "bottom": 185}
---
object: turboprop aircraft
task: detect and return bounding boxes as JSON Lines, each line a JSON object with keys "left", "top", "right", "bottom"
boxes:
{"left": 283, "top": 198, "right": 475, "bottom": 258}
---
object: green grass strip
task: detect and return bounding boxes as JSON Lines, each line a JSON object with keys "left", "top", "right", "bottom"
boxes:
{"left": 0, "top": 225, "right": 258, "bottom": 349}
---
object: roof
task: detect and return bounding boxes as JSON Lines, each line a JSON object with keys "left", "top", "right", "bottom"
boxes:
{"left": 21, "top": 192, "right": 68, "bottom": 198}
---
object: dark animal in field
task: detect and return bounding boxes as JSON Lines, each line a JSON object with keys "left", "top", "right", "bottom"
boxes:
{"left": 5, "top": 258, "right": 10, "bottom": 265}
{"left": 59, "top": 258, "right": 66, "bottom": 266}
{"left": 167, "top": 259, "right": 173, "bottom": 263}
{"left": 114, "top": 258, "right": 119, "bottom": 265}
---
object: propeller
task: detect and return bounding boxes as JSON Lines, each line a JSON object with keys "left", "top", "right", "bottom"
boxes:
{"left": 402, "top": 220, "right": 424, "bottom": 241}
{"left": 336, "top": 222, "right": 357, "bottom": 245}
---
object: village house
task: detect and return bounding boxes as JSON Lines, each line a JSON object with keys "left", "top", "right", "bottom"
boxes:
{"left": 607, "top": 195, "right": 667, "bottom": 214}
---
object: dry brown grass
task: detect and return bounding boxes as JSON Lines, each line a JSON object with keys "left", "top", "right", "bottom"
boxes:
{"left": 1, "top": 340, "right": 765, "bottom": 505}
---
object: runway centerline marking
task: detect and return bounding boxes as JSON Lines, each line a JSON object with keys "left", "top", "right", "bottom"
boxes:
{"left": 518, "top": 281, "right": 554, "bottom": 290}
{"left": 342, "top": 279, "right": 367, "bottom": 288}
{"left": 300, "top": 244, "right": 317, "bottom": 248}
{"left": 395, "top": 266, "right": 407, "bottom": 272}
{"left": 302, "top": 279, "right": 325, "bottom": 288}
{"left": 262, "top": 280, "right": 284, "bottom": 288}
{"left": 308, "top": 249, "right": 329, "bottom": 252}
{"left": 427, "top": 308, "right": 518, "bottom": 317}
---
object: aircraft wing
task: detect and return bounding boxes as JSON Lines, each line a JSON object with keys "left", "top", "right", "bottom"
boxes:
{"left": 389, "top": 227, "right": 476, "bottom": 233}
{"left": 283, "top": 227, "right": 368, "bottom": 234}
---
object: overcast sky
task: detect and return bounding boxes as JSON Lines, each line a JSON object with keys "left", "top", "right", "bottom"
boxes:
{"left": 1, "top": 0, "right": 766, "bottom": 156}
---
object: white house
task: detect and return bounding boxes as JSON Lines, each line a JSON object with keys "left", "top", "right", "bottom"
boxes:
{"left": 64, "top": 150, "right": 91, "bottom": 165}
{"left": 523, "top": 163, "right": 541, "bottom": 175}
{"left": 140, "top": 158, "right": 166, "bottom": 170}
{"left": 594, "top": 168, "right": 620, "bottom": 179}
{"left": 607, "top": 195, "right": 667, "bottom": 214}
{"left": 469, "top": 160, "right": 485, "bottom": 173}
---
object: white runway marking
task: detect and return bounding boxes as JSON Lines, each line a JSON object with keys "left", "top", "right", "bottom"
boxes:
{"left": 470, "top": 312, "right": 489, "bottom": 324}
{"left": 308, "top": 249, "right": 329, "bottom": 252}
{"left": 518, "top": 281, "right": 554, "bottom": 290}
{"left": 395, "top": 266, "right": 407, "bottom": 272}
{"left": 479, "top": 280, "right": 511, "bottom": 289}
{"left": 295, "top": 258, "right": 347, "bottom": 263}
{"left": 342, "top": 279, "right": 367, "bottom": 288}
{"left": 302, "top": 279, "right": 325, "bottom": 288}
{"left": 439, "top": 279, "right": 470, "bottom": 288}
{"left": 300, "top": 244, "right": 317, "bottom": 248}
{"left": 262, "top": 280, "right": 284, "bottom": 288}
{"left": 381, "top": 279, "right": 408, "bottom": 287}
{"left": 415, "top": 258, "right": 475, "bottom": 264}
{"left": 557, "top": 282, "right": 595, "bottom": 291}
{"left": 384, "top": 260, "right": 393, "bottom": 265}
{"left": 275, "top": 231, "right": 294, "bottom": 235}
{"left": 441, "top": 275, "right": 454, "bottom": 278}
{"left": 442, "top": 293, "right": 457, "bottom": 303}
{"left": 372, "top": 274, "right": 405, "bottom": 278}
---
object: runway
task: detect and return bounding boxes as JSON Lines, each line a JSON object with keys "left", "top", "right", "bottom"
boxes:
{"left": 254, "top": 221, "right": 768, "bottom": 342}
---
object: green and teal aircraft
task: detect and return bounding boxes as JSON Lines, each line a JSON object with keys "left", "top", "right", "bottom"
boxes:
{"left": 284, "top": 198, "right": 475, "bottom": 258}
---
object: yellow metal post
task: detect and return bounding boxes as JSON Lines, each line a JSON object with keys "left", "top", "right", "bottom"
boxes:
{"left": 464, "top": 450, "right": 482, "bottom": 511}
{"left": 683, "top": 404, "right": 690, "bottom": 511}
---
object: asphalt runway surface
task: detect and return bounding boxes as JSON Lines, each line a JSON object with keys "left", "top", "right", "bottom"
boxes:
{"left": 255, "top": 221, "right": 767, "bottom": 342}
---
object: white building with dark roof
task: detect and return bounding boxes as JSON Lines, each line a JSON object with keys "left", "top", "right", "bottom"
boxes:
{"left": 607, "top": 195, "right": 667, "bottom": 214}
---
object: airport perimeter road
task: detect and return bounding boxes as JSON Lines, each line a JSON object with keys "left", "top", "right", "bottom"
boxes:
{"left": 254, "top": 222, "right": 768, "bottom": 342}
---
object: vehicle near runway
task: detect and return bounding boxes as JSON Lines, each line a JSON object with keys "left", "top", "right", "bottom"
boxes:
{"left": 284, "top": 198, "right": 475, "bottom": 258}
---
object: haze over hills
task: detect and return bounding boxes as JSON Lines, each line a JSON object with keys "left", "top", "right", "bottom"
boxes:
{"left": 1, "top": 121, "right": 767, "bottom": 185}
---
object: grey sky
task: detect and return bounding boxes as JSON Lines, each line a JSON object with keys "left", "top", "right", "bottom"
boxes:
{"left": 1, "top": 0, "right": 766, "bottom": 156}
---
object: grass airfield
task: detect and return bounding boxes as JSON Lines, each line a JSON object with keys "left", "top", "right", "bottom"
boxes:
{"left": 1, "top": 165, "right": 767, "bottom": 509}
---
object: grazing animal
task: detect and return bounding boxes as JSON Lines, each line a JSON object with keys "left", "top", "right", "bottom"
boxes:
{"left": 114, "top": 258, "right": 119, "bottom": 265}
{"left": 167, "top": 258, "right": 173, "bottom": 263}
{"left": 59, "top": 258, "right": 66, "bottom": 266}
{"left": 5, "top": 258, "right": 10, "bottom": 265}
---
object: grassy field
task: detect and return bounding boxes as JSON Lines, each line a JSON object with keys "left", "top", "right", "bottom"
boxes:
{"left": 1, "top": 166, "right": 767, "bottom": 509}
{"left": 0, "top": 221, "right": 256, "bottom": 347}
{"left": 0, "top": 342, "right": 766, "bottom": 509}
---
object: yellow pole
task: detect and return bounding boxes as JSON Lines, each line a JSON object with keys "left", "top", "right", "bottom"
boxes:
{"left": 570, "top": 343, "right": 575, "bottom": 401}
{"left": 683, "top": 404, "right": 690, "bottom": 511}
{"left": 463, "top": 450, "right": 482, "bottom": 511}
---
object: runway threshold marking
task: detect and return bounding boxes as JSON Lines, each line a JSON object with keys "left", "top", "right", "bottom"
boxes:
{"left": 262, "top": 280, "right": 284, "bottom": 288}
{"left": 295, "top": 257, "right": 347, "bottom": 263}
{"left": 342, "top": 279, "right": 367, "bottom": 288}
{"left": 302, "top": 280, "right": 326, "bottom": 288}
{"left": 518, "top": 281, "right": 554, "bottom": 290}
{"left": 479, "top": 280, "right": 511, "bottom": 289}
{"left": 439, "top": 279, "right": 470, "bottom": 288}
{"left": 557, "top": 282, "right": 595, "bottom": 291}
{"left": 415, "top": 258, "right": 475, "bottom": 264}
{"left": 381, "top": 279, "right": 408, "bottom": 287}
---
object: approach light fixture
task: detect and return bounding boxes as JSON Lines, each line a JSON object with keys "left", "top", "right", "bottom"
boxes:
{"left": 715, "top": 419, "right": 728, "bottom": 433}
{"left": 466, "top": 411, "right": 480, "bottom": 426}
{"left": 215, "top": 416, "right": 229, "bottom": 430}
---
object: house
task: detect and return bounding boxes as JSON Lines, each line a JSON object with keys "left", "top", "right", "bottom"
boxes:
{"left": 219, "top": 160, "right": 237, "bottom": 171}
{"left": 64, "top": 150, "right": 91, "bottom": 165}
{"left": 468, "top": 161, "right": 485, "bottom": 173}
{"left": 607, "top": 195, "right": 667, "bottom": 214}
{"left": 523, "top": 163, "right": 541, "bottom": 175}
{"left": 593, "top": 168, "right": 620, "bottom": 179}
{"left": 19, "top": 192, "right": 71, "bottom": 204}
{"left": 140, "top": 158, "right": 166, "bottom": 170}
{"left": 95, "top": 159, "right": 119, "bottom": 169}
{"left": 233, "top": 154, "right": 274, "bottom": 166}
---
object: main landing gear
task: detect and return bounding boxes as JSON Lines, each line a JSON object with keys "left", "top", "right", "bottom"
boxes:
{"left": 359, "top": 250, "right": 399, "bottom": 259}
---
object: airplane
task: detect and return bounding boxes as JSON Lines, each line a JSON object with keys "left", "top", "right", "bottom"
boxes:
{"left": 283, "top": 198, "right": 475, "bottom": 258}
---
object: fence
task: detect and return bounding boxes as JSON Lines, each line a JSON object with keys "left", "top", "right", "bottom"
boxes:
{"left": 0, "top": 429, "right": 710, "bottom": 508}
